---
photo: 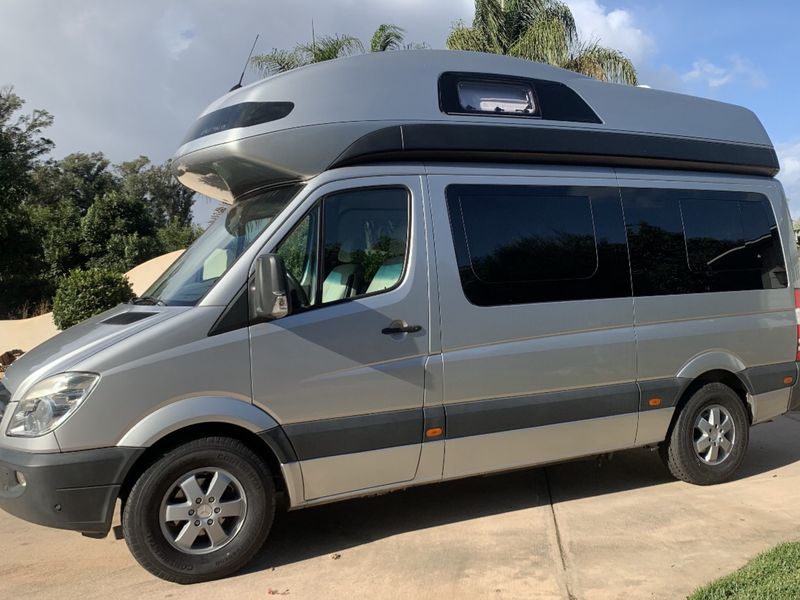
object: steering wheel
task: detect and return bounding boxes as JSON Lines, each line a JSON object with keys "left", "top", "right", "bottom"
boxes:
{"left": 284, "top": 270, "right": 310, "bottom": 308}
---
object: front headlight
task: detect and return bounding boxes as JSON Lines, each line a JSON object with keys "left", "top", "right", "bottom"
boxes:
{"left": 6, "top": 372, "right": 99, "bottom": 437}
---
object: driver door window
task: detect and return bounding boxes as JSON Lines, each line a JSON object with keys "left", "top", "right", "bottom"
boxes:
{"left": 276, "top": 187, "right": 410, "bottom": 310}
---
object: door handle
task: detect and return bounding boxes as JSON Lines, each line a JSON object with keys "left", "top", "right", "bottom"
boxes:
{"left": 382, "top": 320, "right": 422, "bottom": 335}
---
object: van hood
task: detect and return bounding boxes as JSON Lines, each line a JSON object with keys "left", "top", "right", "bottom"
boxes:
{"left": 2, "top": 304, "right": 190, "bottom": 399}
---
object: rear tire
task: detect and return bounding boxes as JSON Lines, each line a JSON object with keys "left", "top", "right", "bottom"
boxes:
{"left": 660, "top": 382, "right": 749, "bottom": 485}
{"left": 122, "top": 436, "right": 275, "bottom": 583}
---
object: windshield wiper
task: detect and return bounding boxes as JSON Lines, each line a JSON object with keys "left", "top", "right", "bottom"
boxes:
{"left": 129, "top": 295, "right": 166, "bottom": 306}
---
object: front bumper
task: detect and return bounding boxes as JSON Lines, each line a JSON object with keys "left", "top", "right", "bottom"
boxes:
{"left": 0, "top": 445, "right": 143, "bottom": 535}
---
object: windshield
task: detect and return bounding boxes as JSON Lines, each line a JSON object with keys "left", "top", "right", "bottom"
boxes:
{"left": 144, "top": 184, "right": 302, "bottom": 306}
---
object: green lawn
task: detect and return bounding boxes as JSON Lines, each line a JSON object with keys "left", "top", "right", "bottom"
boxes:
{"left": 690, "top": 542, "right": 800, "bottom": 600}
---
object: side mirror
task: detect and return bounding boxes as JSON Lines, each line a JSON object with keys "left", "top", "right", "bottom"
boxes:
{"left": 250, "top": 254, "right": 291, "bottom": 322}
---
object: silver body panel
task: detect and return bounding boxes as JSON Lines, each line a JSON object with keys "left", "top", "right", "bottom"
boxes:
{"left": 1, "top": 162, "right": 797, "bottom": 510}
{"left": 248, "top": 175, "right": 430, "bottom": 500}
{"left": 171, "top": 52, "right": 774, "bottom": 203}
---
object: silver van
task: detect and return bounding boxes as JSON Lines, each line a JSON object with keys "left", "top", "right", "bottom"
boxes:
{"left": 1, "top": 51, "right": 798, "bottom": 583}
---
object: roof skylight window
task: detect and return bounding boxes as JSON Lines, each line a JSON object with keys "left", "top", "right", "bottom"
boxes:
{"left": 456, "top": 80, "right": 538, "bottom": 116}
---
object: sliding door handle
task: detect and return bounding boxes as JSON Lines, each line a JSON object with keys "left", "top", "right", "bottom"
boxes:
{"left": 382, "top": 320, "right": 422, "bottom": 335}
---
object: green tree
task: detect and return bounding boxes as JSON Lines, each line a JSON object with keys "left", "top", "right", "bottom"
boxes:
{"left": 80, "top": 190, "right": 159, "bottom": 264}
{"left": 447, "top": 0, "right": 638, "bottom": 85}
{"left": 34, "top": 199, "right": 85, "bottom": 284}
{"left": 0, "top": 87, "right": 200, "bottom": 318}
{"left": 370, "top": 24, "right": 406, "bottom": 52}
{"left": 251, "top": 34, "right": 363, "bottom": 75}
{"left": 251, "top": 24, "right": 416, "bottom": 76}
{"left": 116, "top": 156, "right": 194, "bottom": 227}
{"left": 30, "top": 152, "right": 119, "bottom": 214}
{"left": 157, "top": 217, "right": 203, "bottom": 253}
{"left": 0, "top": 87, "right": 54, "bottom": 316}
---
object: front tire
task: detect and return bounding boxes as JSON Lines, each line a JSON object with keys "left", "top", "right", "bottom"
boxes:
{"left": 660, "top": 382, "right": 750, "bottom": 485}
{"left": 122, "top": 437, "right": 275, "bottom": 583}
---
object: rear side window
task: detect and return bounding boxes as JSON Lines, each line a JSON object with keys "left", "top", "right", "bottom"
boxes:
{"left": 446, "top": 185, "right": 631, "bottom": 306}
{"left": 623, "top": 189, "right": 786, "bottom": 295}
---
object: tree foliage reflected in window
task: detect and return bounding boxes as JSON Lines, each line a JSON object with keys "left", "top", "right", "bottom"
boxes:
{"left": 446, "top": 185, "right": 630, "bottom": 306}
{"left": 623, "top": 189, "right": 786, "bottom": 295}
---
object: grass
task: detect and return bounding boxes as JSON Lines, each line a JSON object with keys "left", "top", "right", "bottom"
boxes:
{"left": 690, "top": 541, "right": 800, "bottom": 600}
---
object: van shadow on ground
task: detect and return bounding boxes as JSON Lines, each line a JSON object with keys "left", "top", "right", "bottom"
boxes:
{"left": 240, "top": 415, "right": 800, "bottom": 575}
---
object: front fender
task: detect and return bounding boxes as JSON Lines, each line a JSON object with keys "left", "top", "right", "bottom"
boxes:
{"left": 116, "top": 396, "right": 279, "bottom": 447}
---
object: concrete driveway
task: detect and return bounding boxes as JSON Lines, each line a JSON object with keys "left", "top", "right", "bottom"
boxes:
{"left": 2, "top": 414, "right": 800, "bottom": 600}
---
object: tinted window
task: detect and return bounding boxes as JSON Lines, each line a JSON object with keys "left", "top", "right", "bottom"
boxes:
{"left": 446, "top": 185, "right": 631, "bottom": 306}
{"left": 623, "top": 189, "right": 786, "bottom": 296}
{"left": 459, "top": 193, "right": 597, "bottom": 282}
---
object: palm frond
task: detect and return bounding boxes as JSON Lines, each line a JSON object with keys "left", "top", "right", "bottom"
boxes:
{"left": 508, "top": 11, "right": 570, "bottom": 65}
{"left": 542, "top": 1, "right": 577, "bottom": 47}
{"left": 503, "top": 0, "right": 549, "bottom": 42}
{"left": 250, "top": 49, "right": 306, "bottom": 75}
{"left": 473, "top": 0, "right": 508, "bottom": 52}
{"left": 371, "top": 24, "right": 406, "bottom": 52}
{"left": 446, "top": 21, "right": 488, "bottom": 52}
{"left": 297, "top": 34, "right": 364, "bottom": 63}
{"left": 565, "top": 44, "right": 638, "bottom": 84}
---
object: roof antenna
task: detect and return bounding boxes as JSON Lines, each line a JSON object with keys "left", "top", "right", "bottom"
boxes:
{"left": 229, "top": 34, "right": 259, "bottom": 92}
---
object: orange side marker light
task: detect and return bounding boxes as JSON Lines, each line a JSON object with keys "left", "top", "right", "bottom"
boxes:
{"left": 648, "top": 398, "right": 662, "bottom": 408}
{"left": 426, "top": 427, "right": 443, "bottom": 439}
{"left": 784, "top": 376, "right": 794, "bottom": 386}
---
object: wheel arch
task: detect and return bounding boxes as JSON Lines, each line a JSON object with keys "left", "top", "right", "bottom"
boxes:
{"left": 666, "top": 368, "right": 752, "bottom": 442}
{"left": 115, "top": 397, "right": 300, "bottom": 512}
{"left": 117, "top": 421, "right": 294, "bottom": 514}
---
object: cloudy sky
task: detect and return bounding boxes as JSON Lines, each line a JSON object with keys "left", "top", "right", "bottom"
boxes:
{"left": 3, "top": 0, "right": 800, "bottom": 217}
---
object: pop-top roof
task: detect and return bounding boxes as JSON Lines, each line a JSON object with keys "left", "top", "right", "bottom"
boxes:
{"left": 172, "top": 50, "right": 778, "bottom": 203}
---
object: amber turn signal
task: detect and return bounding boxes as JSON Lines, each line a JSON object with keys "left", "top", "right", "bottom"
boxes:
{"left": 784, "top": 376, "right": 794, "bottom": 386}
{"left": 426, "top": 427, "right": 443, "bottom": 438}
{"left": 648, "top": 398, "right": 662, "bottom": 407}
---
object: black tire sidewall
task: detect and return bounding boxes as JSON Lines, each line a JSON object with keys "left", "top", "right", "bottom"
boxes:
{"left": 670, "top": 383, "right": 749, "bottom": 484}
{"left": 123, "top": 438, "right": 275, "bottom": 583}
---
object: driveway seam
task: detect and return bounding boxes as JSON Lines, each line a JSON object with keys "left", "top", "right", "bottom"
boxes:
{"left": 543, "top": 467, "right": 577, "bottom": 600}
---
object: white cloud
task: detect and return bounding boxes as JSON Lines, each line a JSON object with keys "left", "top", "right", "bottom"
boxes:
{"left": 566, "top": 0, "right": 655, "bottom": 64}
{"left": 0, "top": 0, "right": 472, "bottom": 165}
{"left": 682, "top": 56, "right": 767, "bottom": 90}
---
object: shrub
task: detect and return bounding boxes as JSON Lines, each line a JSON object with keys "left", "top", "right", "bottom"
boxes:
{"left": 53, "top": 267, "right": 134, "bottom": 329}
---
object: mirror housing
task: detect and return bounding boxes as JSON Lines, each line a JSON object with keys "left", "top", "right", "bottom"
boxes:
{"left": 250, "top": 254, "right": 291, "bottom": 322}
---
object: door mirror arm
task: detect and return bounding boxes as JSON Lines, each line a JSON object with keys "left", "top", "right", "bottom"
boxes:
{"left": 250, "top": 254, "right": 291, "bottom": 323}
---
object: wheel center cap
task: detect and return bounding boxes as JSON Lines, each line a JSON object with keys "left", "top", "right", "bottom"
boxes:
{"left": 197, "top": 504, "right": 212, "bottom": 519}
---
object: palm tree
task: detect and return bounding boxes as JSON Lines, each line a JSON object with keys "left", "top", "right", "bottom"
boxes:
{"left": 251, "top": 24, "right": 411, "bottom": 76}
{"left": 447, "top": 0, "right": 638, "bottom": 85}
{"left": 371, "top": 24, "right": 406, "bottom": 52}
{"left": 251, "top": 34, "right": 364, "bottom": 75}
